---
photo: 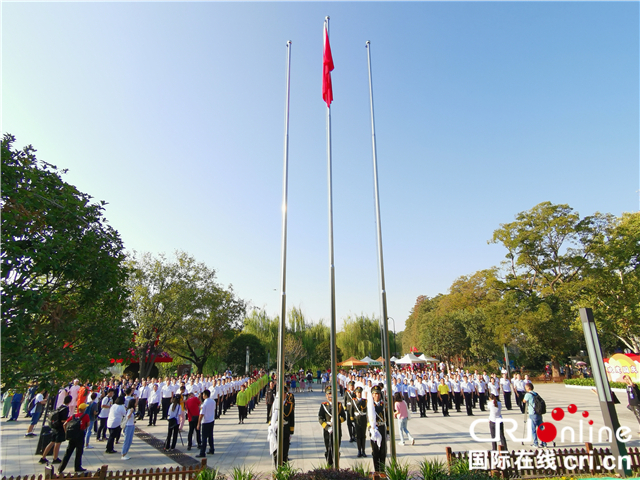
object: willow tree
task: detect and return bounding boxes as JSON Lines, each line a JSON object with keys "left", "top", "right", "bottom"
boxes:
{"left": 337, "top": 314, "right": 382, "bottom": 360}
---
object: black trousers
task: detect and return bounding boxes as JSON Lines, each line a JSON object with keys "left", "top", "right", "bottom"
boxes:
{"left": 272, "top": 428, "right": 291, "bottom": 465}
{"left": 137, "top": 398, "right": 147, "bottom": 420}
{"left": 503, "top": 391, "right": 512, "bottom": 410}
{"left": 199, "top": 421, "right": 214, "bottom": 456}
{"left": 463, "top": 392, "right": 473, "bottom": 415}
{"left": 478, "top": 392, "right": 486, "bottom": 411}
{"left": 161, "top": 397, "right": 171, "bottom": 419}
{"left": 440, "top": 394, "right": 449, "bottom": 416}
{"left": 490, "top": 420, "right": 507, "bottom": 451}
{"left": 106, "top": 426, "right": 121, "bottom": 453}
{"left": 267, "top": 403, "right": 273, "bottom": 422}
{"left": 430, "top": 392, "right": 439, "bottom": 412}
{"left": 188, "top": 418, "right": 201, "bottom": 448}
{"left": 516, "top": 391, "right": 526, "bottom": 413}
{"left": 410, "top": 397, "right": 417, "bottom": 412}
{"left": 165, "top": 418, "right": 179, "bottom": 450}
{"left": 59, "top": 438, "right": 84, "bottom": 472}
{"left": 425, "top": 392, "right": 430, "bottom": 409}
{"left": 346, "top": 415, "right": 355, "bottom": 441}
{"left": 323, "top": 429, "right": 341, "bottom": 466}
{"left": 148, "top": 403, "right": 159, "bottom": 425}
{"left": 417, "top": 395, "right": 426, "bottom": 417}
{"left": 454, "top": 392, "right": 462, "bottom": 411}
{"left": 354, "top": 418, "right": 367, "bottom": 454}
{"left": 97, "top": 417, "right": 108, "bottom": 440}
{"left": 371, "top": 429, "right": 387, "bottom": 472}
{"left": 238, "top": 406, "right": 247, "bottom": 422}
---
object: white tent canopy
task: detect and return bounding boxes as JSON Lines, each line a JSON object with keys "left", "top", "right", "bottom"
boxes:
{"left": 395, "top": 353, "right": 427, "bottom": 364}
{"left": 418, "top": 354, "right": 439, "bottom": 363}
{"left": 390, "top": 356, "right": 399, "bottom": 362}
{"left": 360, "top": 356, "right": 382, "bottom": 366}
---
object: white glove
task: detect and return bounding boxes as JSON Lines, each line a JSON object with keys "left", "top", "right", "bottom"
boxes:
{"left": 370, "top": 428, "right": 382, "bottom": 447}
{"left": 327, "top": 427, "right": 333, "bottom": 435}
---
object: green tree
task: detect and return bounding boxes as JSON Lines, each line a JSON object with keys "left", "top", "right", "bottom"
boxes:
{"left": 489, "top": 202, "right": 613, "bottom": 372}
{"left": 313, "top": 340, "right": 343, "bottom": 370}
{"left": 1, "top": 134, "right": 131, "bottom": 389}
{"left": 127, "top": 251, "right": 230, "bottom": 378}
{"left": 225, "top": 333, "right": 266, "bottom": 374}
{"left": 336, "top": 314, "right": 382, "bottom": 359}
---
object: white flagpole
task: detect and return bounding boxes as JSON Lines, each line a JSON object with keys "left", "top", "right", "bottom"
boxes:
{"left": 325, "top": 16, "right": 340, "bottom": 470}
{"left": 366, "top": 40, "right": 396, "bottom": 460}
{"left": 276, "top": 40, "right": 292, "bottom": 468}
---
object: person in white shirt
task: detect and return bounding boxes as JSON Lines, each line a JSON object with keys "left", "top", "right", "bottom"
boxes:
{"left": 121, "top": 399, "right": 136, "bottom": 460}
{"left": 164, "top": 396, "right": 182, "bottom": 451}
{"left": 415, "top": 377, "right": 427, "bottom": 417}
{"left": 136, "top": 381, "right": 150, "bottom": 421}
{"left": 488, "top": 393, "right": 507, "bottom": 451}
{"left": 105, "top": 397, "right": 126, "bottom": 454}
{"left": 499, "top": 374, "right": 513, "bottom": 410}
{"left": 196, "top": 389, "right": 216, "bottom": 458}
{"left": 161, "top": 380, "right": 173, "bottom": 420}
{"left": 147, "top": 384, "right": 160, "bottom": 426}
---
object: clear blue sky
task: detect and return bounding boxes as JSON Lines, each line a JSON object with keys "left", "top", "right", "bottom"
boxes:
{"left": 3, "top": 1, "right": 638, "bottom": 333}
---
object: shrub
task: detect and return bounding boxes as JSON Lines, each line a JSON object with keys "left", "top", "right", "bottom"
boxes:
{"left": 417, "top": 458, "right": 447, "bottom": 480}
{"left": 563, "top": 378, "right": 630, "bottom": 389}
{"left": 274, "top": 463, "right": 301, "bottom": 480}
{"left": 231, "top": 466, "right": 258, "bottom": 480}
{"left": 290, "top": 468, "right": 369, "bottom": 480}
{"left": 385, "top": 458, "right": 410, "bottom": 480}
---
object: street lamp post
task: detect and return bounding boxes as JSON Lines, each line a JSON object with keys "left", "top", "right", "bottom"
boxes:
{"left": 388, "top": 317, "right": 397, "bottom": 356}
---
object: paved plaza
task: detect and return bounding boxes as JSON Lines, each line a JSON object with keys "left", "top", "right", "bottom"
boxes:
{"left": 1, "top": 383, "right": 639, "bottom": 477}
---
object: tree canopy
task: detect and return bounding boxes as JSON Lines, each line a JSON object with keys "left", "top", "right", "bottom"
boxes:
{"left": 1, "top": 134, "right": 131, "bottom": 389}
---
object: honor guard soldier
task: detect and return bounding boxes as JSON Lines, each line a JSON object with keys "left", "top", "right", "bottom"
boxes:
{"left": 267, "top": 386, "right": 295, "bottom": 464}
{"left": 367, "top": 385, "right": 389, "bottom": 473}
{"left": 352, "top": 387, "right": 368, "bottom": 457}
{"left": 344, "top": 381, "right": 356, "bottom": 442}
{"left": 318, "top": 386, "right": 346, "bottom": 467}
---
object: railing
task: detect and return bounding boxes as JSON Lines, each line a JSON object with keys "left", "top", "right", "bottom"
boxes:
{"left": 2, "top": 460, "right": 207, "bottom": 480}
{"left": 446, "top": 443, "right": 640, "bottom": 477}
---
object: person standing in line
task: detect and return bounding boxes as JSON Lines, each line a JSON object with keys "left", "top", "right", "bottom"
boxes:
{"left": 236, "top": 384, "right": 248, "bottom": 424}
{"left": 476, "top": 375, "right": 487, "bottom": 412}
{"left": 623, "top": 375, "right": 640, "bottom": 434}
{"left": 429, "top": 376, "right": 439, "bottom": 413}
{"left": 265, "top": 381, "right": 276, "bottom": 424}
{"left": 136, "top": 380, "right": 150, "bottom": 421}
{"left": 161, "top": 379, "right": 173, "bottom": 420}
{"left": 25, "top": 389, "right": 48, "bottom": 437}
{"left": 147, "top": 384, "right": 160, "bottom": 426}
{"left": 367, "top": 385, "right": 388, "bottom": 473}
{"left": 514, "top": 374, "right": 526, "bottom": 414}
{"left": 500, "top": 373, "right": 513, "bottom": 410}
{"left": 344, "top": 381, "right": 356, "bottom": 443}
{"left": 164, "top": 396, "right": 181, "bottom": 451}
{"left": 121, "top": 399, "right": 136, "bottom": 460}
{"left": 523, "top": 383, "right": 546, "bottom": 448}
{"left": 437, "top": 378, "right": 450, "bottom": 417}
{"left": 267, "top": 385, "right": 295, "bottom": 464}
{"left": 186, "top": 391, "right": 202, "bottom": 451}
{"left": 352, "top": 387, "right": 368, "bottom": 457}
{"left": 97, "top": 389, "right": 113, "bottom": 441}
{"left": 488, "top": 393, "right": 507, "bottom": 451}
{"left": 39, "top": 395, "right": 72, "bottom": 465}
{"left": 408, "top": 380, "right": 418, "bottom": 413}
{"left": 57, "top": 403, "right": 90, "bottom": 474}
{"left": 393, "top": 392, "right": 414, "bottom": 446}
{"left": 196, "top": 389, "right": 216, "bottom": 458}
{"left": 318, "top": 386, "right": 346, "bottom": 467}
{"left": 105, "top": 397, "right": 126, "bottom": 454}
{"left": 415, "top": 376, "right": 427, "bottom": 418}
{"left": 461, "top": 376, "right": 474, "bottom": 416}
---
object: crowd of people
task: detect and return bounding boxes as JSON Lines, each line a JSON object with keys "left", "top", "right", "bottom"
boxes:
{"left": 4, "top": 361, "right": 639, "bottom": 475}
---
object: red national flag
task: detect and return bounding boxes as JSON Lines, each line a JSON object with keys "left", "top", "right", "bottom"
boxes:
{"left": 322, "top": 22, "right": 334, "bottom": 107}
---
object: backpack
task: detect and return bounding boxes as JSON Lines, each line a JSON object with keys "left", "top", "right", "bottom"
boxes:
{"left": 532, "top": 392, "right": 546, "bottom": 415}
{"left": 65, "top": 414, "right": 87, "bottom": 441}
{"left": 50, "top": 406, "right": 68, "bottom": 429}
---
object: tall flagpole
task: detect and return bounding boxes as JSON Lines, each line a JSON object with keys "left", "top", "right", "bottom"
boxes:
{"left": 324, "top": 16, "right": 340, "bottom": 469}
{"left": 366, "top": 40, "right": 396, "bottom": 460}
{"left": 276, "top": 40, "right": 292, "bottom": 467}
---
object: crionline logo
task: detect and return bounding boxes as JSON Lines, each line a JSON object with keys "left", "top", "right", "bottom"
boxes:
{"left": 468, "top": 403, "right": 634, "bottom": 444}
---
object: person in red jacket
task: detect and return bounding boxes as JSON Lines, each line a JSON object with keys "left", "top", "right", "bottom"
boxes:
{"left": 185, "top": 392, "right": 202, "bottom": 451}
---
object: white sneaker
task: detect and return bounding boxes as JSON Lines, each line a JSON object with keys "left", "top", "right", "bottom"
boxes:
{"left": 85, "top": 446, "right": 94, "bottom": 449}
{"left": 411, "top": 438, "right": 415, "bottom": 445}
{"left": 122, "top": 456, "right": 130, "bottom": 460}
